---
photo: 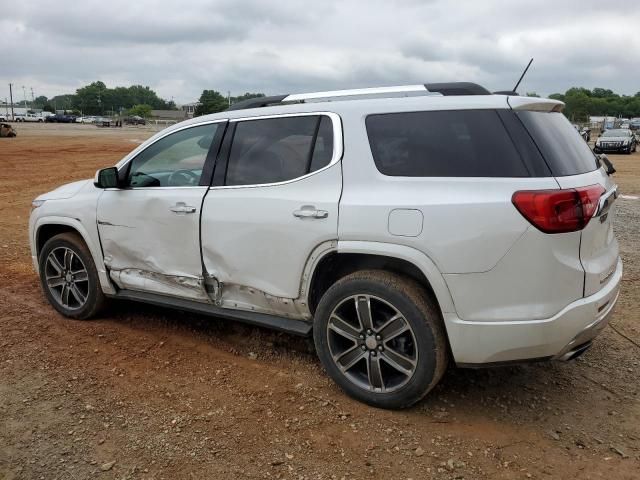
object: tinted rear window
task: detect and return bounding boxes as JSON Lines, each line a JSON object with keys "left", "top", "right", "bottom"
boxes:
{"left": 516, "top": 111, "right": 598, "bottom": 176}
{"left": 225, "top": 115, "right": 334, "bottom": 186}
{"left": 366, "top": 110, "right": 529, "bottom": 177}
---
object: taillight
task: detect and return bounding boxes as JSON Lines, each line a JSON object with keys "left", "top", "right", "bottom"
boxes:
{"left": 512, "top": 185, "right": 605, "bottom": 233}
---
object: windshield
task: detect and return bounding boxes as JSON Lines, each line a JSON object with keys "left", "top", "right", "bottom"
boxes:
{"left": 602, "top": 129, "right": 630, "bottom": 137}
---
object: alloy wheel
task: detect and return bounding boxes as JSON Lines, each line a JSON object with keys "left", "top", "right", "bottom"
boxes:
{"left": 326, "top": 294, "right": 418, "bottom": 393}
{"left": 44, "top": 247, "right": 89, "bottom": 310}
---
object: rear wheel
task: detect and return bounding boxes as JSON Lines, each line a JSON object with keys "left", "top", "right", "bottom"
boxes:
{"left": 38, "top": 232, "right": 105, "bottom": 319}
{"left": 313, "top": 270, "right": 448, "bottom": 409}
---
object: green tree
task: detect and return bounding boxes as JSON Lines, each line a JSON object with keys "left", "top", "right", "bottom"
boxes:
{"left": 43, "top": 104, "right": 54, "bottom": 113}
{"left": 591, "top": 88, "right": 616, "bottom": 99}
{"left": 193, "top": 91, "right": 266, "bottom": 116}
{"left": 127, "top": 104, "right": 153, "bottom": 118}
{"left": 71, "top": 81, "right": 173, "bottom": 114}
{"left": 194, "top": 90, "right": 228, "bottom": 116}
{"left": 545, "top": 87, "right": 640, "bottom": 119}
{"left": 231, "top": 92, "right": 265, "bottom": 104}
{"left": 563, "top": 91, "right": 591, "bottom": 122}
{"left": 33, "top": 95, "right": 49, "bottom": 109}
{"left": 50, "top": 94, "right": 76, "bottom": 112}
{"left": 75, "top": 81, "right": 108, "bottom": 115}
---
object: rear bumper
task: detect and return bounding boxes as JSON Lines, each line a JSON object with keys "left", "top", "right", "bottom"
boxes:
{"left": 446, "top": 258, "right": 622, "bottom": 365}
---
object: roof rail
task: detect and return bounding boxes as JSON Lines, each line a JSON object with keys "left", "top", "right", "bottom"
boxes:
{"left": 425, "top": 82, "right": 491, "bottom": 96}
{"left": 226, "top": 82, "right": 491, "bottom": 111}
{"left": 283, "top": 85, "right": 433, "bottom": 102}
{"left": 226, "top": 94, "right": 288, "bottom": 111}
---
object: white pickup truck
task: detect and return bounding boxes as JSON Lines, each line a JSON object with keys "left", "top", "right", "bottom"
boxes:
{"left": 15, "top": 113, "right": 44, "bottom": 122}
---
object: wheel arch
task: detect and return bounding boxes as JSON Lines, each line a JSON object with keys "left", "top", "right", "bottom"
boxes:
{"left": 306, "top": 240, "right": 456, "bottom": 318}
{"left": 33, "top": 217, "right": 116, "bottom": 294}
{"left": 36, "top": 223, "right": 82, "bottom": 257}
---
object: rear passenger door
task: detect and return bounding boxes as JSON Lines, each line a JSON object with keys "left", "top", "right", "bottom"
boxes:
{"left": 201, "top": 113, "right": 342, "bottom": 313}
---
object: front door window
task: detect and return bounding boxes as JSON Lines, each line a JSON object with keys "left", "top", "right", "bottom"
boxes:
{"left": 127, "top": 124, "right": 218, "bottom": 187}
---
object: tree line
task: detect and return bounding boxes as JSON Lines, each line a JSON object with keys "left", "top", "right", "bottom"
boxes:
{"left": 195, "top": 87, "right": 640, "bottom": 122}
{"left": 20, "top": 83, "right": 640, "bottom": 121}
{"left": 25, "top": 81, "right": 176, "bottom": 116}
{"left": 527, "top": 87, "right": 640, "bottom": 122}
{"left": 194, "top": 90, "right": 265, "bottom": 116}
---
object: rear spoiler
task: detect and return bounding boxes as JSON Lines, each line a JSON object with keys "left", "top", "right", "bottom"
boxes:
{"left": 506, "top": 96, "right": 564, "bottom": 112}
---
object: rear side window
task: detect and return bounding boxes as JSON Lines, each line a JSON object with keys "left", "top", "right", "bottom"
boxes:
{"left": 226, "top": 115, "right": 334, "bottom": 186}
{"left": 309, "top": 116, "right": 334, "bottom": 172}
{"left": 366, "top": 110, "right": 529, "bottom": 177}
{"left": 516, "top": 111, "right": 598, "bottom": 176}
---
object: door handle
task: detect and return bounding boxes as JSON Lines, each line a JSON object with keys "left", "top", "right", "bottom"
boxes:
{"left": 293, "top": 206, "right": 328, "bottom": 219}
{"left": 170, "top": 202, "right": 197, "bottom": 215}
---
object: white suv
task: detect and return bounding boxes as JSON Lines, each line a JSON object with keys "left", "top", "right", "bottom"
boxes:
{"left": 29, "top": 83, "right": 622, "bottom": 408}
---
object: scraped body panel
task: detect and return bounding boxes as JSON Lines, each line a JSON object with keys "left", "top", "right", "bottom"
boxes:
{"left": 97, "top": 187, "right": 209, "bottom": 301}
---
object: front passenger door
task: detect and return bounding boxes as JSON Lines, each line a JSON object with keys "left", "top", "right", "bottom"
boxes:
{"left": 97, "top": 121, "right": 224, "bottom": 301}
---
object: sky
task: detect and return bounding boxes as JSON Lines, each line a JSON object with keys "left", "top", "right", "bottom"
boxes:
{"left": 2, "top": 0, "right": 639, "bottom": 105}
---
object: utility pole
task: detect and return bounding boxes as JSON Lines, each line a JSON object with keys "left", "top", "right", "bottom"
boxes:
{"left": 22, "top": 85, "right": 28, "bottom": 109}
{"left": 30, "top": 87, "right": 35, "bottom": 107}
{"left": 9, "top": 83, "right": 15, "bottom": 120}
{"left": 228, "top": 91, "right": 231, "bottom": 107}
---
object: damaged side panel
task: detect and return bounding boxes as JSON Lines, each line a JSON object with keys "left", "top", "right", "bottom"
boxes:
{"left": 203, "top": 242, "right": 337, "bottom": 320}
{"left": 97, "top": 187, "right": 210, "bottom": 302}
{"left": 109, "top": 268, "right": 208, "bottom": 302}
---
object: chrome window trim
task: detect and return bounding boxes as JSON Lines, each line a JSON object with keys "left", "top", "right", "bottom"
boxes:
{"left": 211, "top": 111, "right": 343, "bottom": 190}
{"left": 115, "top": 119, "right": 227, "bottom": 190}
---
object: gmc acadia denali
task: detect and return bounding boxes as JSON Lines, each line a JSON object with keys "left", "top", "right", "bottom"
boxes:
{"left": 29, "top": 83, "right": 621, "bottom": 408}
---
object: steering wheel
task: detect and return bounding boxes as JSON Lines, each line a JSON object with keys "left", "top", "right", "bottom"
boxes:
{"left": 167, "top": 169, "right": 200, "bottom": 186}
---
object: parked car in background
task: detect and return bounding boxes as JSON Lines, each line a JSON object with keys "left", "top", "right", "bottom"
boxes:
{"left": 594, "top": 128, "right": 637, "bottom": 154}
{"left": 46, "top": 113, "right": 77, "bottom": 123}
{"left": 124, "top": 115, "right": 146, "bottom": 126}
{"left": 15, "top": 113, "right": 44, "bottom": 122}
{"left": 96, "top": 117, "right": 113, "bottom": 127}
{"left": 0, "top": 114, "right": 6, "bottom": 122}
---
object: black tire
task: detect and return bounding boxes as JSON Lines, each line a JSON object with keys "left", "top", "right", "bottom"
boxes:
{"left": 38, "top": 232, "right": 106, "bottom": 320}
{"left": 313, "top": 270, "right": 448, "bottom": 409}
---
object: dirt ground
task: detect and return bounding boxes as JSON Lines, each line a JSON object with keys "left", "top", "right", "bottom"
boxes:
{"left": 1, "top": 123, "right": 639, "bottom": 480}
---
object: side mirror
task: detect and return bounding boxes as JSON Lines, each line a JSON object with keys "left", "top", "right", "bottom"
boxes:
{"left": 597, "top": 154, "right": 616, "bottom": 176}
{"left": 94, "top": 167, "right": 120, "bottom": 188}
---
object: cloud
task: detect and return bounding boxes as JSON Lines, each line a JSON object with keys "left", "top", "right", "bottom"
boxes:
{"left": 2, "top": 0, "right": 639, "bottom": 104}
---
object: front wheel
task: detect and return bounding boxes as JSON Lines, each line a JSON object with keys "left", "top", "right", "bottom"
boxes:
{"left": 38, "top": 232, "right": 106, "bottom": 319}
{"left": 313, "top": 270, "right": 448, "bottom": 409}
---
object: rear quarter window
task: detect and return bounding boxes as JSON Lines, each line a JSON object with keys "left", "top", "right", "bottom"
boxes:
{"left": 515, "top": 111, "right": 598, "bottom": 176}
{"left": 366, "top": 110, "right": 530, "bottom": 177}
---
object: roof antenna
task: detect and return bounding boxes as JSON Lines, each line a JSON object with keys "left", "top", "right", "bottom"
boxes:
{"left": 513, "top": 58, "right": 534, "bottom": 93}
